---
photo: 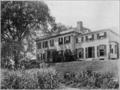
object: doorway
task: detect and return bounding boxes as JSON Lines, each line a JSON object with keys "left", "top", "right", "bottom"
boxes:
{"left": 88, "top": 47, "right": 93, "bottom": 58}
{"left": 86, "top": 46, "right": 95, "bottom": 58}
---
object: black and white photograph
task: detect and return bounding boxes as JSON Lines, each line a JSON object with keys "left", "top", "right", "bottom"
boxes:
{"left": 1, "top": 0, "right": 119, "bottom": 89}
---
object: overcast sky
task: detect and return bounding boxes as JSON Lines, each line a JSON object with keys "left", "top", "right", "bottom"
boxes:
{"left": 45, "top": 1, "right": 119, "bottom": 34}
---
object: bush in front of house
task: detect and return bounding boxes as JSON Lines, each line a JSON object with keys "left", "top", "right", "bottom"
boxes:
{"left": 1, "top": 68, "right": 60, "bottom": 89}
{"left": 62, "top": 67, "right": 119, "bottom": 89}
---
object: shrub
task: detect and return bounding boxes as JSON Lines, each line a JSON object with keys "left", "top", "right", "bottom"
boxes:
{"left": 62, "top": 67, "right": 119, "bottom": 89}
{"left": 1, "top": 68, "right": 60, "bottom": 89}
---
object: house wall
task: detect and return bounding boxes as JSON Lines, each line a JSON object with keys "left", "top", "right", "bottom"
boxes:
{"left": 75, "top": 30, "right": 109, "bottom": 60}
{"left": 108, "top": 30, "right": 119, "bottom": 59}
{"left": 108, "top": 30, "right": 119, "bottom": 43}
{"left": 36, "top": 32, "right": 77, "bottom": 61}
{"left": 36, "top": 29, "right": 119, "bottom": 62}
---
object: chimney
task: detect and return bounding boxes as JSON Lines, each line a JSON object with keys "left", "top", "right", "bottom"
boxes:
{"left": 77, "top": 21, "right": 83, "bottom": 31}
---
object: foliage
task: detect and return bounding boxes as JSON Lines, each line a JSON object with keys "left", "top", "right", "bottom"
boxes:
{"left": 62, "top": 67, "right": 119, "bottom": 89}
{"left": 1, "top": 1, "right": 55, "bottom": 68}
{"left": 1, "top": 68, "right": 60, "bottom": 89}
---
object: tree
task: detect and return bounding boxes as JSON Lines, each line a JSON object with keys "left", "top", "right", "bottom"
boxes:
{"left": 1, "top": 1, "right": 55, "bottom": 69}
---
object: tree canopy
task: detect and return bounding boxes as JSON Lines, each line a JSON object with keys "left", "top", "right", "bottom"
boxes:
{"left": 1, "top": 1, "right": 55, "bottom": 68}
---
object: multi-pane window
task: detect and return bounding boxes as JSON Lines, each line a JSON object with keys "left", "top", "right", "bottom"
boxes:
{"left": 97, "top": 32, "right": 107, "bottom": 39}
{"left": 97, "top": 45, "right": 106, "bottom": 57}
{"left": 37, "top": 42, "right": 41, "bottom": 49}
{"left": 86, "top": 34, "right": 94, "bottom": 41}
{"left": 43, "top": 41, "right": 48, "bottom": 48}
{"left": 64, "top": 36, "right": 71, "bottom": 44}
{"left": 50, "top": 39, "right": 54, "bottom": 47}
{"left": 76, "top": 37, "right": 83, "bottom": 43}
{"left": 58, "top": 37, "right": 63, "bottom": 45}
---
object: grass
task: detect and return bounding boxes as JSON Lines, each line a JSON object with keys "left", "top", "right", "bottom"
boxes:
{"left": 1, "top": 60, "right": 119, "bottom": 89}
{"left": 52, "top": 60, "right": 119, "bottom": 80}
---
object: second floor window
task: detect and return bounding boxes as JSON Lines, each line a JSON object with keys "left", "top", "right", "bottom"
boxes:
{"left": 86, "top": 34, "right": 94, "bottom": 41}
{"left": 37, "top": 42, "right": 41, "bottom": 49}
{"left": 58, "top": 37, "right": 63, "bottom": 45}
{"left": 50, "top": 39, "right": 54, "bottom": 47}
{"left": 43, "top": 41, "right": 48, "bottom": 48}
{"left": 64, "top": 36, "right": 71, "bottom": 44}
{"left": 97, "top": 32, "right": 107, "bottom": 39}
{"left": 76, "top": 37, "right": 83, "bottom": 43}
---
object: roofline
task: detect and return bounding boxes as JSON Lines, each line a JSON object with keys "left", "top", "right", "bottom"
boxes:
{"left": 76, "top": 29, "right": 108, "bottom": 37}
{"left": 36, "top": 31, "right": 79, "bottom": 42}
{"left": 108, "top": 29, "right": 119, "bottom": 36}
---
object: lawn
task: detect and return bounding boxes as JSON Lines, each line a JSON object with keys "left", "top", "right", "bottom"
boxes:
{"left": 1, "top": 60, "right": 119, "bottom": 89}
{"left": 52, "top": 60, "right": 119, "bottom": 80}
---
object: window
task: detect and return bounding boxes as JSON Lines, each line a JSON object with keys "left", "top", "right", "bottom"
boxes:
{"left": 37, "top": 42, "right": 41, "bottom": 49}
{"left": 58, "top": 37, "right": 63, "bottom": 45}
{"left": 43, "top": 41, "right": 48, "bottom": 48}
{"left": 110, "top": 44, "right": 113, "bottom": 53}
{"left": 97, "top": 32, "right": 107, "bottom": 39}
{"left": 78, "top": 48, "right": 84, "bottom": 59}
{"left": 86, "top": 34, "right": 94, "bottom": 41}
{"left": 50, "top": 39, "right": 54, "bottom": 47}
{"left": 64, "top": 36, "right": 71, "bottom": 44}
{"left": 76, "top": 37, "right": 83, "bottom": 43}
{"left": 97, "top": 45, "right": 106, "bottom": 57}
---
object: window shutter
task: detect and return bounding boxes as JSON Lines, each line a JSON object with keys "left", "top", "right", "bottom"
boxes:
{"left": 82, "top": 37, "right": 83, "bottom": 42}
{"left": 104, "top": 45, "right": 106, "bottom": 56}
{"left": 97, "top": 46, "right": 99, "bottom": 57}
{"left": 53, "top": 40, "right": 54, "bottom": 46}
{"left": 86, "top": 36, "right": 88, "bottom": 41}
{"left": 41, "top": 54, "right": 42, "bottom": 60}
{"left": 75, "top": 49, "right": 78, "bottom": 58}
{"left": 76, "top": 38, "right": 78, "bottom": 43}
{"left": 92, "top": 35, "right": 94, "bottom": 40}
{"left": 64, "top": 37, "right": 66, "bottom": 44}
{"left": 104, "top": 32, "right": 107, "bottom": 38}
{"left": 69, "top": 36, "right": 70, "bottom": 43}
{"left": 58, "top": 38, "right": 60, "bottom": 45}
{"left": 97, "top": 34, "right": 99, "bottom": 39}
{"left": 82, "top": 48, "right": 84, "bottom": 58}
{"left": 86, "top": 48, "right": 88, "bottom": 58}
{"left": 92, "top": 47, "right": 95, "bottom": 58}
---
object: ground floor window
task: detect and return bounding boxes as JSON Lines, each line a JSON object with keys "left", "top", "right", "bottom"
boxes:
{"left": 97, "top": 45, "right": 106, "bottom": 57}
{"left": 78, "top": 48, "right": 84, "bottom": 59}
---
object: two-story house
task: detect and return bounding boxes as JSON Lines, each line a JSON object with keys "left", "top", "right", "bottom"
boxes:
{"left": 36, "top": 21, "right": 119, "bottom": 62}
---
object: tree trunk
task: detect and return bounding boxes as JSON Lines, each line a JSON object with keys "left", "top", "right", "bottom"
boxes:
{"left": 13, "top": 50, "right": 19, "bottom": 69}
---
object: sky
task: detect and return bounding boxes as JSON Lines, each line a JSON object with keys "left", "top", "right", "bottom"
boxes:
{"left": 45, "top": 1, "right": 119, "bottom": 34}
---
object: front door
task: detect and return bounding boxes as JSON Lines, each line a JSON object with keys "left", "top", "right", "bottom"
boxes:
{"left": 86, "top": 46, "right": 95, "bottom": 59}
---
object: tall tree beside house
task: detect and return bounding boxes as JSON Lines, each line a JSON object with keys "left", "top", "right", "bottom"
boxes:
{"left": 1, "top": 1, "right": 55, "bottom": 69}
